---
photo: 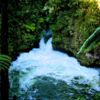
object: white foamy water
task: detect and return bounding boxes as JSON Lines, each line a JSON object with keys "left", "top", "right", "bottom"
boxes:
{"left": 9, "top": 37, "right": 100, "bottom": 91}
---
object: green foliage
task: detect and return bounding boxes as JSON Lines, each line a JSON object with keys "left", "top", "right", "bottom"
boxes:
{"left": 0, "top": 54, "right": 11, "bottom": 72}
{"left": 23, "top": 23, "right": 36, "bottom": 31}
{"left": 50, "top": 0, "right": 100, "bottom": 65}
{"left": 8, "top": 0, "right": 100, "bottom": 65}
{"left": 8, "top": 0, "right": 46, "bottom": 55}
{"left": 19, "top": 33, "right": 36, "bottom": 50}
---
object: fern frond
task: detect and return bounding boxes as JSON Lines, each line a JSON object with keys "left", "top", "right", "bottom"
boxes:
{"left": 0, "top": 54, "right": 11, "bottom": 71}
{"left": 77, "top": 27, "right": 100, "bottom": 55}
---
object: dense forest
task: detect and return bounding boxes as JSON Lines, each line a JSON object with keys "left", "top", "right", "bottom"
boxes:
{"left": 0, "top": 0, "right": 100, "bottom": 65}
{"left": 0, "top": 0, "right": 100, "bottom": 100}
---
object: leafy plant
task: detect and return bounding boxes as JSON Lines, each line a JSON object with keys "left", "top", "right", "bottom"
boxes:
{"left": 77, "top": 27, "right": 100, "bottom": 54}
{"left": 0, "top": 54, "right": 11, "bottom": 72}
{"left": 23, "top": 23, "right": 36, "bottom": 32}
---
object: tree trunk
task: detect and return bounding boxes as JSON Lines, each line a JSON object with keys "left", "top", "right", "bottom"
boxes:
{"left": 0, "top": 0, "right": 9, "bottom": 99}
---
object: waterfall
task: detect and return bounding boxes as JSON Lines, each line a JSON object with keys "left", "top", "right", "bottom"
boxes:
{"left": 39, "top": 37, "right": 52, "bottom": 51}
{"left": 9, "top": 35, "right": 100, "bottom": 99}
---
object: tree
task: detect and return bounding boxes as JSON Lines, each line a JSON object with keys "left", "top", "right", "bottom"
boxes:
{"left": 0, "top": 0, "right": 9, "bottom": 100}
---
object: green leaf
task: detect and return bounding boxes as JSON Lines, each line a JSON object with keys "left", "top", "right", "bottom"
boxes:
{"left": 77, "top": 27, "right": 100, "bottom": 54}
{"left": 23, "top": 23, "right": 36, "bottom": 31}
{"left": 0, "top": 54, "right": 11, "bottom": 71}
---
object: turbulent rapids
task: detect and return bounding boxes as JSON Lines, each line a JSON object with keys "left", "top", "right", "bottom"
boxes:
{"left": 9, "top": 36, "right": 100, "bottom": 99}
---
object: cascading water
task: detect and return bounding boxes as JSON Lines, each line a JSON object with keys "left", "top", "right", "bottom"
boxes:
{"left": 9, "top": 33, "right": 100, "bottom": 100}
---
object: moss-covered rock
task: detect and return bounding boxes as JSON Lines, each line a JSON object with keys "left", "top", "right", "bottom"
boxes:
{"left": 9, "top": 74, "right": 100, "bottom": 100}
{"left": 9, "top": 70, "right": 20, "bottom": 99}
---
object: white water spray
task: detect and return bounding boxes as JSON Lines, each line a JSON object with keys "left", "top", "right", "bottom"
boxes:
{"left": 9, "top": 37, "right": 100, "bottom": 91}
